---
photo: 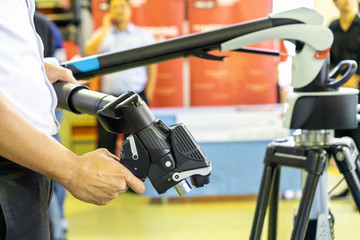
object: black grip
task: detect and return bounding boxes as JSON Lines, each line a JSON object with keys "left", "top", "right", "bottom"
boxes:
{"left": 328, "top": 60, "right": 358, "bottom": 88}
{"left": 53, "top": 82, "right": 116, "bottom": 115}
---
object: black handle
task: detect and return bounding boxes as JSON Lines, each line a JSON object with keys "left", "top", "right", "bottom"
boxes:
{"left": 328, "top": 60, "right": 358, "bottom": 89}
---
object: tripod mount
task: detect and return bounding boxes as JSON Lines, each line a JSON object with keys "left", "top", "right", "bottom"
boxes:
{"left": 251, "top": 128, "right": 360, "bottom": 240}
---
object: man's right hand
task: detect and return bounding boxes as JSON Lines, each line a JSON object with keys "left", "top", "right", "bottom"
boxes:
{"left": 84, "top": 13, "right": 113, "bottom": 56}
{"left": 0, "top": 90, "right": 144, "bottom": 207}
{"left": 102, "top": 13, "right": 113, "bottom": 30}
{"left": 64, "top": 148, "right": 145, "bottom": 206}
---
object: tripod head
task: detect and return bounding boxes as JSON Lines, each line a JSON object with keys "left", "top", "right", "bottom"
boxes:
{"left": 284, "top": 58, "right": 358, "bottom": 130}
{"left": 217, "top": 8, "right": 358, "bottom": 130}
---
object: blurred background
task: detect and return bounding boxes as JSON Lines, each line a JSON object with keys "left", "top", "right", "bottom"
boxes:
{"left": 34, "top": 0, "right": 359, "bottom": 239}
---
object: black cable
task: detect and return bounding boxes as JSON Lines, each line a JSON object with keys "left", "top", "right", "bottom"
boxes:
{"left": 328, "top": 177, "right": 345, "bottom": 195}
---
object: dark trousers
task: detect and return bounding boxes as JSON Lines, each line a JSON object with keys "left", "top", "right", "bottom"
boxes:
{"left": 0, "top": 204, "right": 5, "bottom": 239}
{"left": 96, "top": 91, "right": 147, "bottom": 155}
{"left": 0, "top": 156, "right": 52, "bottom": 240}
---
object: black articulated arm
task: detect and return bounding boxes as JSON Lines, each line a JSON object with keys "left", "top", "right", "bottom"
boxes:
{"left": 60, "top": 9, "right": 307, "bottom": 79}
{"left": 54, "top": 8, "right": 336, "bottom": 195}
{"left": 60, "top": 18, "right": 273, "bottom": 79}
{"left": 60, "top": 7, "right": 333, "bottom": 92}
{"left": 53, "top": 82, "right": 212, "bottom": 196}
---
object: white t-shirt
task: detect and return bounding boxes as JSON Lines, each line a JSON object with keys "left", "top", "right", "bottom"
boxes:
{"left": 0, "top": 0, "right": 58, "bottom": 135}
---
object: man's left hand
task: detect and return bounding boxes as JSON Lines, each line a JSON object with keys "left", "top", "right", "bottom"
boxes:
{"left": 44, "top": 62, "right": 77, "bottom": 84}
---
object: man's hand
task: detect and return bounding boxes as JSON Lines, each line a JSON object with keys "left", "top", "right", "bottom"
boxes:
{"left": 0, "top": 87, "right": 144, "bottom": 207}
{"left": 102, "top": 13, "right": 113, "bottom": 30}
{"left": 44, "top": 62, "right": 77, "bottom": 84}
{"left": 63, "top": 148, "right": 145, "bottom": 206}
{"left": 84, "top": 14, "right": 113, "bottom": 56}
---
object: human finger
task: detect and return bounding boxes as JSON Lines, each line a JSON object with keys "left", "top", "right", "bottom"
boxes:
{"left": 62, "top": 68, "right": 77, "bottom": 84}
{"left": 98, "top": 148, "right": 120, "bottom": 161}
{"left": 118, "top": 185, "right": 129, "bottom": 194}
{"left": 77, "top": 80, "right": 90, "bottom": 86}
{"left": 120, "top": 164, "right": 145, "bottom": 194}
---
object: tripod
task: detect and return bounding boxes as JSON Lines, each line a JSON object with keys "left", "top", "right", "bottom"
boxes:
{"left": 250, "top": 129, "right": 360, "bottom": 239}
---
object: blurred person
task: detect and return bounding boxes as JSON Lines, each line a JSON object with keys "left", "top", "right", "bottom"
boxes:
{"left": 0, "top": 1, "right": 145, "bottom": 239}
{"left": 34, "top": 9, "right": 55, "bottom": 58}
{"left": 329, "top": 0, "right": 360, "bottom": 199}
{"left": 84, "top": 0, "right": 157, "bottom": 155}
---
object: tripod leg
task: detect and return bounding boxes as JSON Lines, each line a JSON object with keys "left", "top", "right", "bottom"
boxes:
{"left": 268, "top": 167, "right": 281, "bottom": 240}
{"left": 305, "top": 170, "right": 333, "bottom": 240}
{"left": 250, "top": 163, "right": 276, "bottom": 240}
{"left": 333, "top": 146, "right": 360, "bottom": 211}
{"left": 356, "top": 157, "right": 360, "bottom": 181}
{"left": 291, "top": 150, "right": 327, "bottom": 240}
{"left": 291, "top": 172, "right": 321, "bottom": 240}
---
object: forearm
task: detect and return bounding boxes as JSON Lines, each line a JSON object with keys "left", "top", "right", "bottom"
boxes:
{"left": 0, "top": 91, "right": 77, "bottom": 185}
{"left": 84, "top": 28, "right": 108, "bottom": 56}
{"left": 145, "top": 64, "right": 158, "bottom": 101}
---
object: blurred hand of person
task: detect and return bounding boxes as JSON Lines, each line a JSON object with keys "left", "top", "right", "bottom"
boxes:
{"left": 63, "top": 148, "right": 145, "bottom": 206}
{"left": 102, "top": 13, "right": 113, "bottom": 30}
